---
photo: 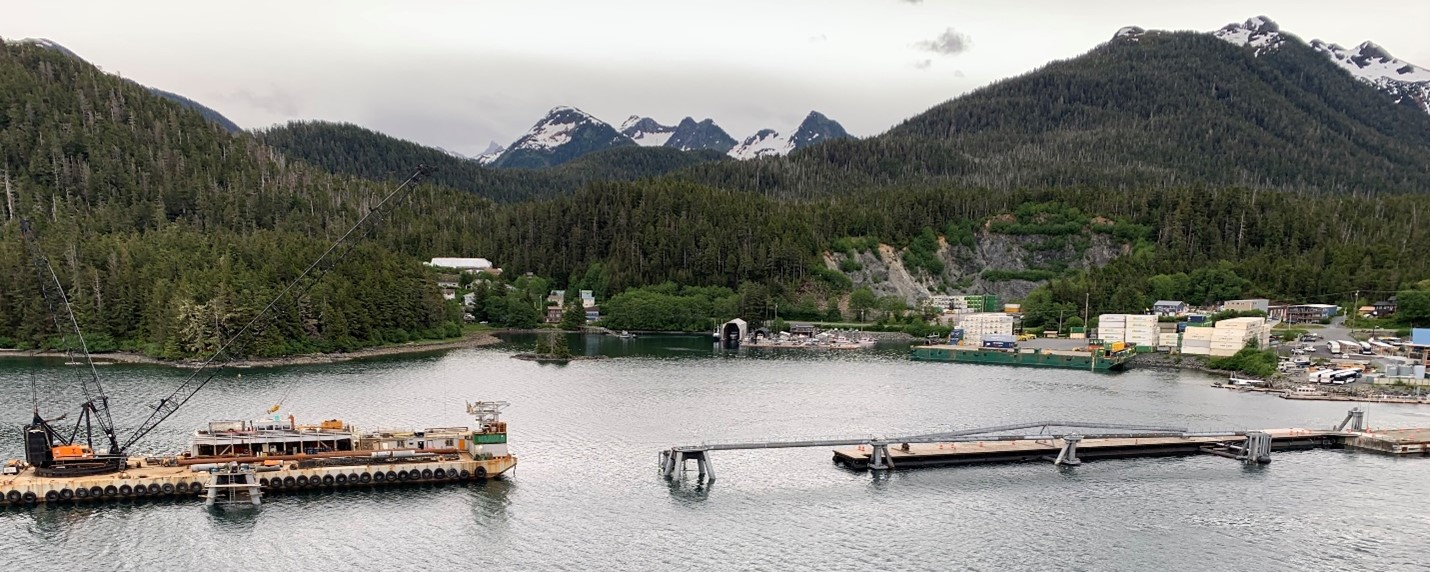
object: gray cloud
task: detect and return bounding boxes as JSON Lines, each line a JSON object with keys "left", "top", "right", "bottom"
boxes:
{"left": 916, "top": 28, "right": 972, "bottom": 55}
{"left": 912, "top": 59, "right": 932, "bottom": 70}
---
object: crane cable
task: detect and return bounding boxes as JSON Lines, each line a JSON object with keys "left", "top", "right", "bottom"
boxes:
{"left": 122, "top": 166, "right": 430, "bottom": 451}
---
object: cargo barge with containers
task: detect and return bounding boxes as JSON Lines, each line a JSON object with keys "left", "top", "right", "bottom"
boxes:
{"left": 1, "top": 401, "right": 516, "bottom": 507}
{"left": 910, "top": 342, "right": 1134, "bottom": 371}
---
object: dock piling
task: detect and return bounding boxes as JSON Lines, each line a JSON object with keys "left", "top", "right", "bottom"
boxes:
{"left": 1242, "top": 431, "right": 1272, "bottom": 464}
{"left": 1054, "top": 435, "right": 1083, "bottom": 466}
{"left": 868, "top": 443, "right": 894, "bottom": 471}
{"left": 1335, "top": 408, "right": 1366, "bottom": 432}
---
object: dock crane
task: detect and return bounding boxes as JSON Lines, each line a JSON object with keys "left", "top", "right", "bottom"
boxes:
{"left": 20, "top": 220, "right": 126, "bottom": 476}
{"left": 17, "top": 166, "right": 430, "bottom": 477}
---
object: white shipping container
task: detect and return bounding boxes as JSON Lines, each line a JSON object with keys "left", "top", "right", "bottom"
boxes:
{"left": 1183, "top": 328, "right": 1215, "bottom": 340}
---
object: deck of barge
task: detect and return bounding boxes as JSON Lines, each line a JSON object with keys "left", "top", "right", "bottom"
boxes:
{"left": 0, "top": 452, "right": 516, "bottom": 506}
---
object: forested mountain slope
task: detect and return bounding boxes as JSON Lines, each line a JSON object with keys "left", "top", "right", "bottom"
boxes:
{"left": 0, "top": 39, "right": 490, "bottom": 356}
{"left": 256, "top": 121, "right": 726, "bottom": 202}
{"left": 681, "top": 31, "right": 1430, "bottom": 197}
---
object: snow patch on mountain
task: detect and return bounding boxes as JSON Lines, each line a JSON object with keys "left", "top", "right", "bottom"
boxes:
{"left": 1113, "top": 26, "right": 1144, "bottom": 40}
{"left": 619, "top": 116, "right": 676, "bottom": 147}
{"left": 729, "top": 129, "right": 793, "bottom": 160}
{"left": 1310, "top": 40, "right": 1430, "bottom": 114}
{"left": 475, "top": 141, "right": 505, "bottom": 165}
{"left": 511, "top": 106, "right": 602, "bottom": 152}
{"left": 1213, "top": 16, "right": 1284, "bottom": 56}
{"left": 1311, "top": 41, "right": 1430, "bottom": 83}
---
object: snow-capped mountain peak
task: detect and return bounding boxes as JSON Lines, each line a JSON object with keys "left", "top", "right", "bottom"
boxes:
{"left": 1213, "top": 16, "right": 1284, "bottom": 56}
{"left": 1113, "top": 26, "right": 1145, "bottom": 40}
{"left": 509, "top": 106, "right": 612, "bottom": 152}
{"left": 491, "top": 106, "right": 633, "bottom": 169}
{"left": 728, "top": 111, "right": 853, "bottom": 160}
{"left": 475, "top": 141, "right": 505, "bottom": 165}
{"left": 1310, "top": 40, "right": 1430, "bottom": 84}
{"left": 618, "top": 116, "right": 677, "bottom": 147}
{"left": 1309, "top": 39, "right": 1430, "bottom": 114}
{"left": 729, "top": 129, "right": 792, "bottom": 160}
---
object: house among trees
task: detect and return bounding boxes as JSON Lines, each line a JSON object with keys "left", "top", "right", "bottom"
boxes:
{"left": 1152, "top": 300, "right": 1187, "bottom": 316}
{"left": 1373, "top": 298, "right": 1397, "bottom": 316}
{"left": 1268, "top": 303, "right": 1339, "bottom": 323}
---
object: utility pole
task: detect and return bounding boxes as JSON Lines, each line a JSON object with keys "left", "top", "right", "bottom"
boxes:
{"left": 1353, "top": 289, "right": 1360, "bottom": 332}
{"left": 1084, "top": 291, "right": 1090, "bottom": 327}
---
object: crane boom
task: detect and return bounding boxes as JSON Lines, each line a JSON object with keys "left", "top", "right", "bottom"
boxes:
{"left": 20, "top": 220, "right": 121, "bottom": 456}
{"left": 121, "top": 166, "right": 430, "bottom": 451}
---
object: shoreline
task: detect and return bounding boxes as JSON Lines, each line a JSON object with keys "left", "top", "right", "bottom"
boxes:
{"left": 0, "top": 331, "right": 503, "bottom": 369}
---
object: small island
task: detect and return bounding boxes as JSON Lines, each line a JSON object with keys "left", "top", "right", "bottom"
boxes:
{"left": 512, "top": 333, "right": 607, "bottom": 364}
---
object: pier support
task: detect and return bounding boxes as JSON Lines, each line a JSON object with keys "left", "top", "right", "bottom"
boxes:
{"left": 1054, "top": 435, "right": 1083, "bottom": 466}
{"left": 1336, "top": 408, "right": 1366, "bottom": 432}
{"left": 868, "top": 443, "right": 895, "bottom": 471}
{"left": 661, "top": 449, "right": 714, "bottom": 481}
{"left": 1242, "top": 431, "right": 1272, "bottom": 464}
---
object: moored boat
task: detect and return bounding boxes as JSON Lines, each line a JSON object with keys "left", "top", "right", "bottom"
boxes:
{"left": 909, "top": 343, "right": 1133, "bottom": 371}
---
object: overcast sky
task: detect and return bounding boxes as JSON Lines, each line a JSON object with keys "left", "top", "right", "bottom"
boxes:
{"left": 5, "top": 0, "right": 1429, "bottom": 156}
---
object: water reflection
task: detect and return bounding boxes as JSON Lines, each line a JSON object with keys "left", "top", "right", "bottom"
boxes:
{"left": 666, "top": 478, "right": 712, "bottom": 502}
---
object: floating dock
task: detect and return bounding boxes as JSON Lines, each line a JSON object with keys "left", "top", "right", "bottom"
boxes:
{"left": 661, "top": 409, "right": 1429, "bottom": 482}
{"left": 829, "top": 428, "right": 1379, "bottom": 470}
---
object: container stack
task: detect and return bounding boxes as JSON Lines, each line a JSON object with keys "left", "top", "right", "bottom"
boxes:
{"left": 1180, "top": 325, "right": 1214, "bottom": 355}
{"left": 958, "top": 313, "right": 1015, "bottom": 346}
{"left": 1096, "top": 314, "right": 1158, "bottom": 349}
{"left": 1157, "top": 332, "right": 1180, "bottom": 350}
{"left": 981, "top": 333, "right": 1017, "bottom": 349}
{"left": 1178, "top": 316, "right": 1268, "bottom": 357}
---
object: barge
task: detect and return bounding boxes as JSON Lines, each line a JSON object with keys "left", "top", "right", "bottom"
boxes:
{"left": 910, "top": 343, "right": 1134, "bottom": 371}
{"left": 1, "top": 401, "right": 516, "bottom": 507}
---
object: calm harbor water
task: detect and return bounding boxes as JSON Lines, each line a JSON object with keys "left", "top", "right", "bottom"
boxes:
{"left": 3, "top": 334, "right": 1428, "bottom": 571}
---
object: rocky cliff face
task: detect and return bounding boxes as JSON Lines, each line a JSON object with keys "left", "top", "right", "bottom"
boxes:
{"left": 828, "top": 231, "right": 1125, "bottom": 302}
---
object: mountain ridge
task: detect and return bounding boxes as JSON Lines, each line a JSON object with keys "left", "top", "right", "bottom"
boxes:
{"left": 9, "top": 37, "right": 242, "bottom": 132}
